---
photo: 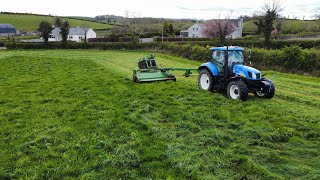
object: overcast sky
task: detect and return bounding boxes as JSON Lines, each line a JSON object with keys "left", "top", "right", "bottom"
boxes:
{"left": 1, "top": 0, "right": 319, "bottom": 20}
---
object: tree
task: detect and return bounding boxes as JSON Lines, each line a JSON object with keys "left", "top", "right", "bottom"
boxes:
{"left": 253, "top": 17, "right": 264, "bottom": 34}
{"left": 202, "top": 19, "right": 235, "bottom": 45}
{"left": 169, "top": 24, "right": 174, "bottom": 34}
{"left": 275, "top": 21, "right": 282, "bottom": 35}
{"left": 60, "top": 21, "right": 70, "bottom": 47}
{"left": 38, "top": 21, "right": 53, "bottom": 44}
{"left": 315, "top": 8, "right": 320, "bottom": 19}
{"left": 54, "top": 17, "right": 62, "bottom": 27}
{"left": 163, "top": 21, "right": 171, "bottom": 36}
{"left": 262, "top": 0, "right": 282, "bottom": 48}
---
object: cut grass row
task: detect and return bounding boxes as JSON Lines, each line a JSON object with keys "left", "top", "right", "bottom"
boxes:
{"left": 0, "top": 50, "right": 319, "bottom": 179}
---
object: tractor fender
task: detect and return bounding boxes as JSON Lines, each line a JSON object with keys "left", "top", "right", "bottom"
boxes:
{"left": 198, "top": 62, "right": 219, "bottom": 77}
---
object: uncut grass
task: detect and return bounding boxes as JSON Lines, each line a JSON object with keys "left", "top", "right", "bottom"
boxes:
{"left": 0, "top": 50, "right": 319, "bottom": 179}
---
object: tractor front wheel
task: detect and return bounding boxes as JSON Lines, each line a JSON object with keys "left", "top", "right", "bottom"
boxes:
{"left": 254, "top": 82, "right": 275, "bottom": 98}
{"left": 227, "top": 80, "right": 248, "bottom": 101}
{"left": 198, "top": 69, "right": 214, "bottom": 91}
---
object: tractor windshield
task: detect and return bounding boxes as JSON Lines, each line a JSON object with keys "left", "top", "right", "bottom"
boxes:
{"left": 212, "top": 50, "right": 244, "bottom": 73}
{"left": 228, "top": 51, "right": 244, "bottom": 65}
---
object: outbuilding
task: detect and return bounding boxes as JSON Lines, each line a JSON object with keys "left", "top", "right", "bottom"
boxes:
{"left": 0, "top": 24, "right": 16, "bottom": 36}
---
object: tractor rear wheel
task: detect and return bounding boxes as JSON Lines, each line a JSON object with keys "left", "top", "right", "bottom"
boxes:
{"left": 198, "top": 69, "right": 214, "bottom": 91}
{"left": 227, "top": 80, "right": 248, "bottom": 101}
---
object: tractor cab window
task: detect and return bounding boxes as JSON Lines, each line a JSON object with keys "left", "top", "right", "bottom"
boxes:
{"left": 228, "top": 51, "right": 244, "bottom": 66}
{"left": 211, "top": 50, "right": 225, "bottom": 72}
{"left": 212, "top": 50, "right": 244, "bottom": 73}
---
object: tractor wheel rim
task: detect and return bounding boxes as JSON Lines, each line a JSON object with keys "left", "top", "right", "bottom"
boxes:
{"left": 230, "top": 85, "right": 240, "bottom": 99}
{"left": 200, "top": 74, "right": 210, "bottom": 90}
{"left": 256, "top": 91, "right": 265, "bottom": 97}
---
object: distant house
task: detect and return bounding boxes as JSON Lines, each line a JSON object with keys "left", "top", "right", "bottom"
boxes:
{"left": 182, "top": 24, "right": 205, "bottom": 38}
{"left": 180, "top": 18, "right": 243, "bottom": 39}
{"left": 0, "top": 24, "right": 16, "bottom": 36}
{"left": 49, "top": 27, "right": 96, "bottom": 42}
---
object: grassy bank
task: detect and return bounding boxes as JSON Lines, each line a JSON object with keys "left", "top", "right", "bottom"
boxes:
{"left": 0, "top": 50, "right": 319, "bottom": 179}
{"left": 0, "top": 14, "right": 113, "bottom": 31}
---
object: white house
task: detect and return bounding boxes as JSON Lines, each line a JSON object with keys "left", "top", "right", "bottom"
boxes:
{"left": 49, "top": 27, "right": 96, "bottom": 42}
{"left": 180, "top": 18, "right": 243, "bottom": 39}
{"left": 185, "top": 24, "right": 206, "bottom": 38}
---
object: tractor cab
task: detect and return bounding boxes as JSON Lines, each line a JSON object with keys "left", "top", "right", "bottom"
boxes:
{"left": 210, "top": 47, "right": 244, "bottom": 75}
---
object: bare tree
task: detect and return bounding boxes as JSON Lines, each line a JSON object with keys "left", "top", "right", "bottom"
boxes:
{"left": 262, "top": 0, "right": 283, "bottom": 48}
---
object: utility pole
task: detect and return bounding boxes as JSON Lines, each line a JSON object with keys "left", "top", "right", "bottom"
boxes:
{"left": 161, "top": 18, "right": 164, "bottom": 42}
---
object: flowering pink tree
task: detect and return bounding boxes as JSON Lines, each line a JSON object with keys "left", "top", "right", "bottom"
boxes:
{"left": 202, "top": 19, "right": 235, "bottom": 45}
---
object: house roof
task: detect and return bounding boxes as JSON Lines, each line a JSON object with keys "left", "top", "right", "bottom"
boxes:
{"left": 69, "top": 28, "right": 90, "bottom": 35}
{"left": 0, "top": 24, "right": 16, "bottom": 34}
{"left": 51, "top": 27, "right": 91, "bottom": 35}
{"left": 0, "top": 24, "right": 15, "bottom": 28}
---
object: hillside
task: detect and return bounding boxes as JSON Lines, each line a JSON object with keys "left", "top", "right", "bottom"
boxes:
{"left": 243, "top": 19, "right": 320, "bottom": 34}
{"left": 0, "top": 49, "right": 319, "bottom": 179}
{"left": 0, "top": 13, "right": 113, "bottom": 32}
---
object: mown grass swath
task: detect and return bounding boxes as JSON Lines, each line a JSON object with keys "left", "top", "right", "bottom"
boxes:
{"left": 0, "top": 50, "right": 319, "bottom": 179}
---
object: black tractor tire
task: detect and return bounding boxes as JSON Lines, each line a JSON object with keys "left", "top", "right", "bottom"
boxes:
{"left": 254, "top": 81, "right": 275, "bottom": 99}
{"left": 198, "top": 69, "right": 214, "bottom": 91}
{"left": 227, "top": 80, "right": 248, "bottom": 101}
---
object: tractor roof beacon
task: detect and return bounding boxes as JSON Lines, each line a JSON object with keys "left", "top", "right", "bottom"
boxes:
{"left": 198, "top": 46, "right": 275, "bottom": 101}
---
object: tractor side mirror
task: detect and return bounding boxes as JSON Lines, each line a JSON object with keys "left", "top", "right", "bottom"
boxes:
{"left": 248, "top": 49, "right": 252, "bottom": 59}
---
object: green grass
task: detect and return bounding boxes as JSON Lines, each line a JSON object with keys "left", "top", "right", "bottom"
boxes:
{"left": 243, "top": 19, "right": 320, "bottom": 34}
{"left": 0, "top": 14, "right": 113, "bottom": 31}
{"left": 0, "top": 50, "right": 320, "bottom": 179}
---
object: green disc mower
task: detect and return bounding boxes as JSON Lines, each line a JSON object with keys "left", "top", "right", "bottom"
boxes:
{"left": 133, "top": 55, "right": 198, "bottom": 82}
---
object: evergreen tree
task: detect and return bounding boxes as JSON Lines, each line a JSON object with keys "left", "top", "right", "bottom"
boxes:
{"left": 38, "top": 21, "right": 53, "bottom": 44}
{"left": 60, "top": 21, "right": 70, "bottom": 47}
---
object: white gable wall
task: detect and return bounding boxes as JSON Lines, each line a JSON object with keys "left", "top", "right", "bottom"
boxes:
{"left": 187, "top": 24, "right": 205, "bottom": 38}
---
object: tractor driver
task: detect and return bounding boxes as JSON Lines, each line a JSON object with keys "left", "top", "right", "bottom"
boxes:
{"left": 212, "top": 50, "right": 244, "bottom": 74}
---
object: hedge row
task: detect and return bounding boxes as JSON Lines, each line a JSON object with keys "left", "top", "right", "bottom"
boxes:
{"left": 175, "top": 39, "right": 320, "bottom": 49}
{"left": 158, "top": 43, "right": 320, "bottom": 75}
{"left": 6, "top": 42, "right": 158, "bottom": 50}
{"left": 154, "top": 37, "right": 216, "bottom": 42}
{"left": 6, "top": 42, "right": 320, "bottom": 75}
{"left": 88, "top": 37, "right": 134, "bottom": 42}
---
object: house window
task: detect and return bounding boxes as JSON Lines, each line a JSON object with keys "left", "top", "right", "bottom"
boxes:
{"left": 69, "top": 36, "right": 73, "bottom": 39}
{"left": 192, "top": 34, "right": 195, "bottom": 38}
{"left": 196, "top": 28, "right": 198, "bottom": 31}
{"left": 193, "top": 28, "right": 195, "bottom": 31}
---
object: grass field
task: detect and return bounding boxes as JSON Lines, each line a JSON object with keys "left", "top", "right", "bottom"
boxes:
{"left": 243, "top": 19, "right": 320, "bottom": 34}
{"left": 0, "top": 14, "right": 113, "bottom": 31}
{"left": 0, "top": 50, "right": 319, "bottom": 179}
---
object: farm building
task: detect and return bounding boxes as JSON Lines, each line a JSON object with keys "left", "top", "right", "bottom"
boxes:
{"left": 0, "top": 24, "right": 16, "bottom": 36}
{"left": 49, "top": 27, "right": 96, "bottom": 42}
{"left": 180, "top": 17, "right": 243, "bottom": 39}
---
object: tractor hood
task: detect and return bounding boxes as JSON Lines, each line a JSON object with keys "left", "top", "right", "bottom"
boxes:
{"left": 233, "top": 64, "right": 262, "bottom": 80}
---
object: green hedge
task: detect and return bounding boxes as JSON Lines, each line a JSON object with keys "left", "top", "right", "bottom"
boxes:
{"left": 6, "top": 42, "right": 159, "bottom": 50}
{"left": 6, "top": 42, "right": 320, "bottom": 75}
{"left": 175, "top": 39, "right": 320, "bottom": 49}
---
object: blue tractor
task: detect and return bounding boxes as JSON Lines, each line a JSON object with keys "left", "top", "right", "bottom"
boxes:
{"left": 198, "top": 46, "right": 275, "bottom": 101}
